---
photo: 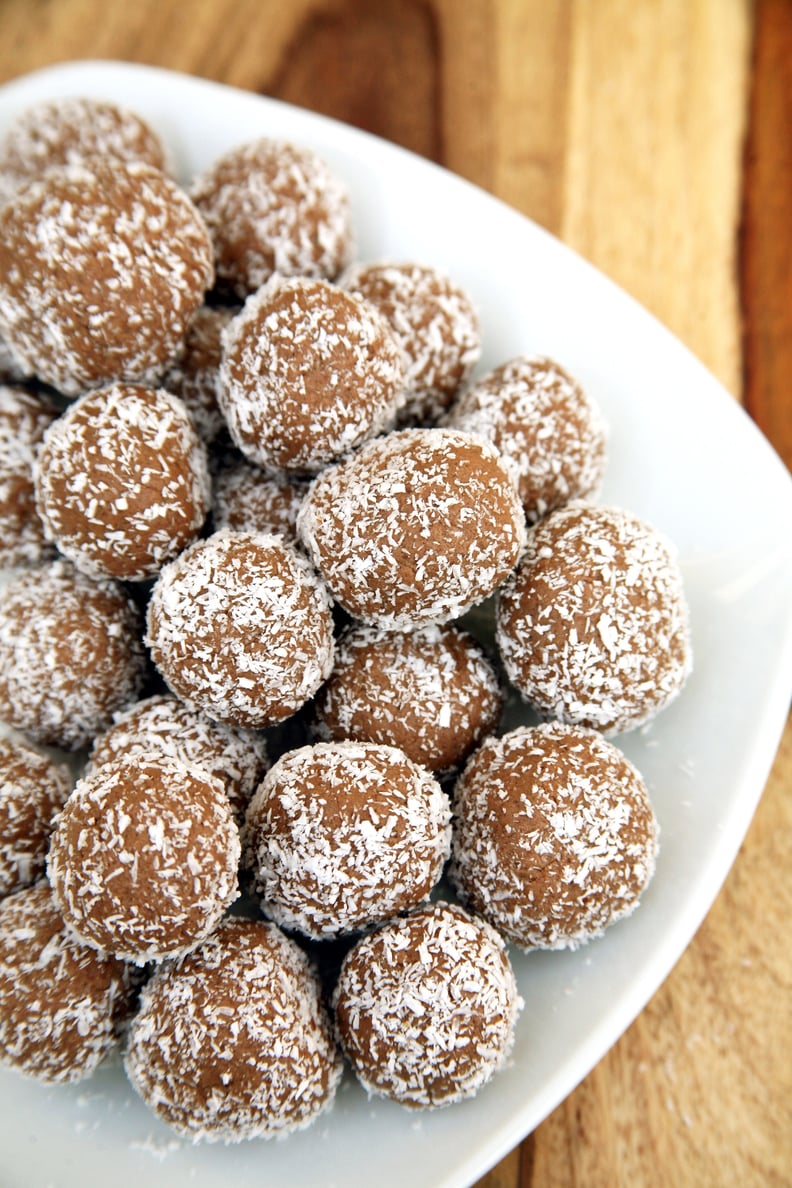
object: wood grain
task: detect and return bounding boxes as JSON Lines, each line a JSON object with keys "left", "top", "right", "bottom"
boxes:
{"left": 0, "top": 3, "right": 788, "bottom": 1187}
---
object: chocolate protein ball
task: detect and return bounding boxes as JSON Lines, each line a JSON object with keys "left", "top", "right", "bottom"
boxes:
{"left": 190, "top": 136, "right": 353, "bottom": 297}
{"left": 162, "top": 304, "right": 237, "bottom": 444}
{"left": 212, "top": 456, "right": 309, "bottom": 541}
{"left": 449, "top": 722, "right": 659, "bottom": 950}
{"left": 0, "top": 560, "right": 146, "bottom": 750}
{"left": 86, "top": 693, "right": 268, "bottom": 823}
{"left": 244, "top": 740, "right": 452, "bottom": 939}
{"left": 125, "top": 916, "right": 342, "bottom": 1142}
{"left": 445, "top": 355, "right": 608, "bottom": 522}
{"left": 0, "top": 160, "right": 213, "bottom": 395}
{"left": 0, "top": 882, "right": 137, "bottom": 1084}
{"left": 219, "top": 276, "right": 405, "bottom": 474}
{"left": 146, "top": 529, "right": 335, "bottom": 729}
{"left": 342, "top": 260, "right": 480, "bottom": 425}
{"left": 0, "top": 385, "right": 58, "bottom": 568}
{"left": 0, "top": 735, "right": 71, "bottom": 897}
{"left": 496, "top": 501, "right": 692, "bottom": 734}
{"left": 315, "top": 623, "right": 503, "bottom": 774}
{"left": 333, "top": 901, "right": 522, "bottom": 1109}
{"left": 0, "top": 96, "right": 169, "bottom": 203}
{"left": 34, "top": 383, "right": 211, "bottom": 581}
{"left": 297, "top": 427, "right": 527, "bottom": 630}
{"left": 47, "top": 753, "right": 240, "bottom": 965}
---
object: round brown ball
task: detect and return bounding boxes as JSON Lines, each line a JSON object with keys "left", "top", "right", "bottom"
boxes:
{"left": 0, "top": 384, "right": 58, "bottom": 568}
{"left": 0, "top": 560, "right": 146, "bottom": 750}
{"left": 449, "top": 722, "right": 659, "bottom": 950}
{"left": 0, "top": 96, "right": 169, "bottom": 203}
{"left": 34, "top": 383, "right": 211, "bottom": 581}
{"left": 342, "top": 260, "right": 480, "bottom": 425}
{"left": 445, "top": 355, "right": 607, "bottom": 521}
{"left": 315, "top": 623, "right": 502, "bottom": 774}
{"left": 244, "top": 740, "right": 452, "bottom": 939}
{"left": 297, "top": 427, "right": 527, "bottom": 630}
{"left": 124, "top": 916, "right": 342, "bottom": 1142}
{"left": 219, "top": 276, "right": 404, "bottom": 474}
{"left": 0, "top": 882, "right": 138, "bottom": 1084}
{"left": 0, "top": 735, "right": 71, "bottom": 897}
{"left": 162, "top": 304, "right": 237, "bottom": 444}
{"left": 190, "top": 137, "right": 352, "bottom": 297}
{"left": 496, "top": 501, "right": 692, "bottom": 734}
{"left": 86, "top": 693, "right": 268, "bottom": 822}
{"left": 145, "top": 529, "right": 335, "bottom": 729}
{"left": 212, "top": 455, "right": 309, "bottom": 542}
{"left": 47, "top": 753, "right": 240, "bottom": 964}
{"left": 333, "top": 901, "right": 522, "bottom": 1109}
{"left": 0, "top": 160, "right": 213, "bottom": 395}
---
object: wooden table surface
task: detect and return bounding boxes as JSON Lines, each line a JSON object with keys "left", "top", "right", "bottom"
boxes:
{"left": 0, "top": 2, "right": 789, "bottom": 1185}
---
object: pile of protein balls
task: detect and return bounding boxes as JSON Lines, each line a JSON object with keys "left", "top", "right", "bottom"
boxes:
{"left": 0, "top": 95, "right": 692, "bottom": 1143}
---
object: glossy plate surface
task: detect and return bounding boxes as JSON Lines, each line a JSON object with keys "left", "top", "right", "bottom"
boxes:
{"left": 1, "top": 60, "right": 791, "bottom": 1188}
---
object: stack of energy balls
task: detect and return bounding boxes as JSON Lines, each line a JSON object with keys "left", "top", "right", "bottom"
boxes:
{"left": 0, "top": 95, "right": 692, "bottom": 1143}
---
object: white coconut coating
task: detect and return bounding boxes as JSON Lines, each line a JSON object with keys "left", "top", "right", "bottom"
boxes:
{"left": 34, "top": 384, "right": 211, "bottom": 582}
{"left": 0, "top": 96, "right": 169, "bottom": 203}
{"left": 47, "top": 753, "right": 240, "bottom": 965}
{"left": 0, "top": 160, "right": 214, "bottom": 395}
{"left": 0, "top": 883, "right": 138, "bottom": 1084}
{"left": 244, "top": 740, "right": 452, "bottom": 940}
{"left": 162, "top": 305, "right": 237, "bottom": 444}
{"left": 146, "top": 529, "right": 335, "bottom": 729}
{"left": 496, "top": 501, "right": 692, "bottom": 734}
{"left": 0, "top": 384, "right": 58, "bottom": 568}
{"left": 445, "top": 355, "right": 608, "bottom": 521}
{"left": 449, "top": 722, "right": 659, "bottom": 950}
{"left": 124, "top": 916, "right": 343, "bottom": 1143}
{"left": 341, "top": 260, "right": 481, "bottom": 425}
{"left": 0, "top": 560, "right": 146, "bottom": 751}
{"left": 212, "top": 455, "right": 309, "bottom": 542}
{"left": 190, "top": 136, "right": 353, "bottom": 296}
{"left": 333, "top": 901, "right": 522, "bottom": 1109}
{"left": 219, "top": 276, "right": 405, "bottom": 474}
{"left": 315, "top": 623, "right": 503, "bottom": 774}
{"left": 297, "top": 427, "right": 527, "bottom": 630}
{"left": 86, "top": 693, "right": 268, "bottom": 822}
{"left": 0, "top": 734, "right": 71, "bottom": 897}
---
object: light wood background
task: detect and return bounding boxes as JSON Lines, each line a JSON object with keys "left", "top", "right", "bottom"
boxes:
{"left": 0, "top": 2, "right": 789, "bottom": 1185}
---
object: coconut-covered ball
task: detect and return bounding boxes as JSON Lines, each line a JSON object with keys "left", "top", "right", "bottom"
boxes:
{"left": 298, "top": 427, "right": 526, "bottom": 630}
{"left": 47, "top": 753, "right": 240, "bottom": 965}
{"left": 220, "top": 276, "right": 404, "bottom": 474}
{"left": 449, "top": 722, "right": 659, "bottom": 950}
{"left": 244, "top": 741, "right": 451, "bottom": 940}
{"left": 212, "top": 456, "right": 309, "bottom": 542}
{"left": 0, "top": 96, "right": 169, "bottom": 203}
{"left": 146, "top": 529, "right": 334, "bottom": 729}
{"left": 315, "top": 623, "right": 502, "bottom": 774}
{"left": 342, "top": 261, "right": 480, "bottom": 426}
{"left": 496, "top": 501, "right": 692, "bottom": 734}
{"left": 86, "top": 693, "right": 268, "bottom": 822}
{"left": 0, "top": 560, "right": 146, "bottom": 750}
{"left": 0, "top": 160, "right": 213, "bottom": 395}
{"left": 445, "top": 355, "right": 608, "bottom": 522}
{"left": 0, "top": 883, "right": 138, "bottom": 1084}
{"left": 190, "top": 137, "right": 352, "bottom": 297}
{"left": 34, "top": 384, "right": 211, "bottom": 581}
{"left": 162, "top": 305, "right": 237, "bottom": 444}
{"left": 0, "top": 385, "right": 58, "bottom": 568}
{"left": 125, "top": 916, "right": 342, "bottom": 1142}
{"left": 0, "top": 735, "right": 71, "bottom": 897}
{"left": 333, "top": 901, "right": 522, "bottom": 1108}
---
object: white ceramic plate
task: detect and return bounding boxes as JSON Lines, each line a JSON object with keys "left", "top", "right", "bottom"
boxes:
{"left": 1, "top": 60, "right": 791, "bottom": 1188}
